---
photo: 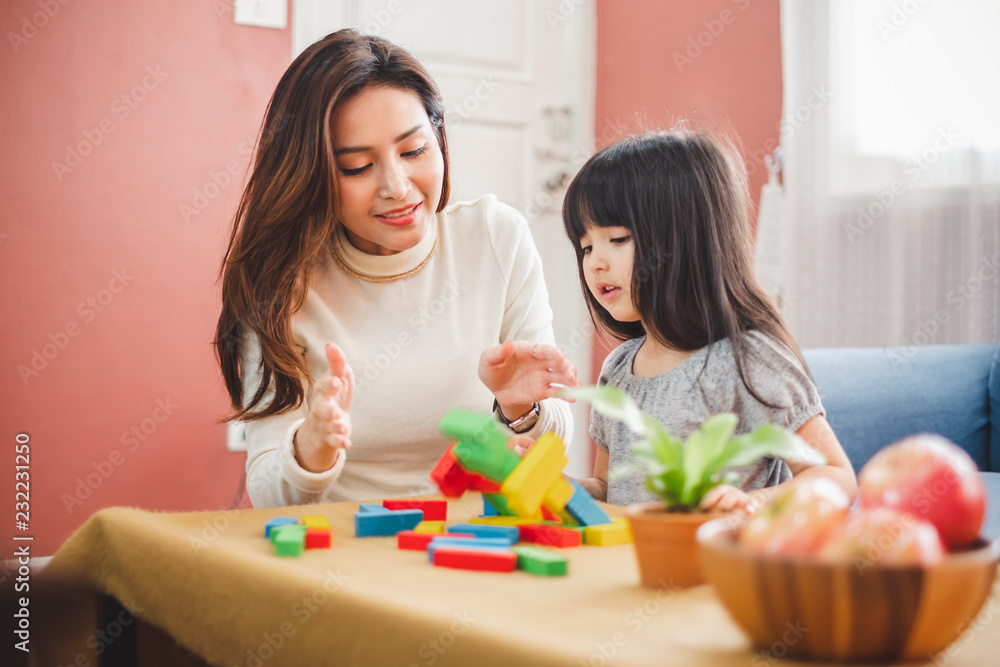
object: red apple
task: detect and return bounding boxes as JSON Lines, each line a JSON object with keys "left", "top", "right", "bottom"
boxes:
{"left": 858, "top": 434, "right": 985, "bottom": 549}
{"left": 739, "top": 477, "right": 852, "bottom": 556}
{"left": 821, "top": 507, "right": 945, "bottom": 567}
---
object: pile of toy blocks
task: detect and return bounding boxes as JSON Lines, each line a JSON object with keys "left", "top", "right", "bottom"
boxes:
{"left": 357, "top": 409, "right": 632, "bottom": 575}
{"left": 264, "top": 515, "right": 333, "bottom": 556}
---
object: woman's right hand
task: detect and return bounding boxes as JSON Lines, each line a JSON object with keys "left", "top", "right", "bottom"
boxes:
{"left": 294, "top": 343, "right": 355, "bottom": 473}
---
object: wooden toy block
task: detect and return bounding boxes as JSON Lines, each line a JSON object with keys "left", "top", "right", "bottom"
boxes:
{"left": 271, "top": 524, "right": 307, "bottom": 556}
{"left": 433, "top": 547, "right": 518, "bottom": 572}
{"left": 305, "top": 528, "right": 332, "bottom": 549}
{"left": 564, "top": 479, "right": 612, "bottom": 526}
{"left": 544, "top": 477, "right": 575, "bottom": 511}
{"left": 518, "top": 523, "right": 582, "bottom": 548}
{"left": 482, "top": 494, "right": 499, "bottom": 516}
{"left": 427, "top": 537, "right": 513, "bottom": 562}
{"left": 430, "top": 443, "right": 480, "bottom": 497}
{"left": 500, "top": 433, "right": 568, "bottom": 518}
{"left": 383, "top": 499, "right": 447, "bottom": 521}
{"left": 440, "top": 409, "right": 520, "bottom": 481}
{"left": 413, "top": 521, "right": 446, "bottom": 534}
{"left": 358, "top": 503, "right": 390, "bottom": 514}
{"left": 264, "top": 517, "right": 298, "bottom": 538}
{"left": 584, "top": 517, "right": 633, "bottom": 546}
{"left": 469, "top": 476, "right": 502, "bottom": 494}
{"left": 470, "top": 516, "right": 539, "bottom": 527}
{"left": 483, "top": 492, "right": 517, "bottom": 516}
{"left": 447, "top": 523, "right": 519, "bottom": 543}
{"left": 512, "top": 546, "right": 569, "bottom": 576}
{"left": 302, "top": 515, "right": 331, "bottom": 530}
{"left": 398, "top": 531, "right": 476, "bottom": 551}
{"left": 355, "top": 508, "right": 424, "bottom": 537}
{"left": 540, "top": 505, "right": 560, "bottom": 522}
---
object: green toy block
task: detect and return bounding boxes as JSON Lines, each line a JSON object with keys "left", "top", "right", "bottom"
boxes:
{"left": 484, "top": 493, "right": 516, "bottom": 516}
{"left": 440, "top": 409, "right": 520, "bottom": 481}
{"left": 272, "top": 524, "right": 307, "bottom": 557}
{"left": 512, "top": 545, "right": 568, "bottom": 576}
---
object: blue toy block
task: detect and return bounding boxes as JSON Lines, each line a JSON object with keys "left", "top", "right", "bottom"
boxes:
{"left": 427, "top": 537, "right": 512, "bottom": 562}
{"left": 482, "top": 496, "right": 499, "bottom": 516}
{"left": 264, "top": 517, "right": 298, "bottom": 538}
{"left": 355, "top": 508, "right": 423, "bottom": 537}
{"left": 447, "top": 522, "right": 519, "bottom": 543}
{"left": 564, "top": 479, "right": 612, "bottom": 526}
{"left": 358, "top": 503, "right": 390, "bottom": 514}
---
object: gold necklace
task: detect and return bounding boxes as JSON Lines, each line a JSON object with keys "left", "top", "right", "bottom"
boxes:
{"left": 330, "top": 234, "right": 437, "bottom": 283}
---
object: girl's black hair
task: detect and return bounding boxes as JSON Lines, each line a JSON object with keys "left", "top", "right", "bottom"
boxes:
{"left": 562, "top": 128, "right": 809, "bottom": 406}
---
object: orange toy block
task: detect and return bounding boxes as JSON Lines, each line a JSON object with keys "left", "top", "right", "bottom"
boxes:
{"left": 500, "top": 433, "right": 568, "bottom": 518}
{"left": 305, "top": 528, "right": 332, "bottom": 549}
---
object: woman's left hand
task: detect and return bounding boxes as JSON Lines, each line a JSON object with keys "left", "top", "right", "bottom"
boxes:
{"left": 478, "top": 341, "right": 579, "bottom": 415}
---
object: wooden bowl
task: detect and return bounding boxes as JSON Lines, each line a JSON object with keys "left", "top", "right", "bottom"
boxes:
{"left": 697, "top": 518, "right": 1000, "bottom": 662}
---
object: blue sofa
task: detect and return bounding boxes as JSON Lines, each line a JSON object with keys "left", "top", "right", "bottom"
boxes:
{"left": 804, "top": 343, "right": 1000, "bottom": 541}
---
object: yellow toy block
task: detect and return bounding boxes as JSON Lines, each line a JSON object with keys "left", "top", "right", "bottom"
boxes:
{"left": 469, "top": 516, "right": 539, "bottom": 526}
{"left": 501, "top": 433, "right": 568, "bottom": 518}
{"left": 543, "top": 477, "right": 575, "bottom": 512}
{"left": 584, "top": 517, "right": 633, "bottom": 546}
{"left": 302, "top": 516, "right": 331, "bottom": 530}
{"left": 414, "top": 521, "right": 446, "bottom": 534}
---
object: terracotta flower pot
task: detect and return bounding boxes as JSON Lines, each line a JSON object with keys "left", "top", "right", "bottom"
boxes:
{"left": 626, "top": 501, "right": 730, "bottom": 589}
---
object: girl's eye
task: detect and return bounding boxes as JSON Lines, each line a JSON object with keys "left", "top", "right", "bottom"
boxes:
{"left": 402, "top": 145, "right": 426, "bottom": 159}
{"left": 581, "top": 245, "right": 592, "bottom": 255}
{"left": 611, "top": 236, "right": 631, "bottom": 245}
{"left": 341, "top": 164, "right": 371, "bottom": 176}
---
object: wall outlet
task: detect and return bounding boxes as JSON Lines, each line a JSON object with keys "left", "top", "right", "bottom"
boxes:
{"left": 234, "top": 0, "right": 288, "bottom": 30}
{"left": 226, "top": 421, "right": 247, "bottom": 452}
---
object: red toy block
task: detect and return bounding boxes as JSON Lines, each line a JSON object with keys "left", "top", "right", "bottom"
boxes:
{"left": 468, "top": 476, "right": 502, "bottom": 494}
{"left": 383, "top": 499, "right": 448, "bottom": 521}
{"left": 433, "top": 547, "right": 517, "bottom": 572}
{"left": 430, "top": 443, "right": 479, "bottom": 497}
{"left": 518, "top": 523, "right": 582, "bottom": 548}
{"left": 398, "top": 531, "right": 477, "bottom": 551}
{"left": 305, "top": 528, "right": 332, "bottom": 549}
{"left": 541, "top": 506, "right": 559, "bottom": 522}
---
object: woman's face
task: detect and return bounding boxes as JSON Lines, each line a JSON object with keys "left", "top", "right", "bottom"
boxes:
{"left": 331, "top": 86, "right": 444, "bottom": 256}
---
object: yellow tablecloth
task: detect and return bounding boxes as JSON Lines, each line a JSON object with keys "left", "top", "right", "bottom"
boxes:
{"left": 37, "top": 494, "right": 1000, "bottom": 667}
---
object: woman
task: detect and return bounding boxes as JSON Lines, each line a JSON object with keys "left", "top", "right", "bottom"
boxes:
{"left": 215, "top": 29, "right": 577, "bottom": 507}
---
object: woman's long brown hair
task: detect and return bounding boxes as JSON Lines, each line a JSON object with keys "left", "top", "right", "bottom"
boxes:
{"left": 215, "top": 30, "right": 450, "bottom": 421}
{"left": 562, "top": 128, "right": 808, "bottom": 408}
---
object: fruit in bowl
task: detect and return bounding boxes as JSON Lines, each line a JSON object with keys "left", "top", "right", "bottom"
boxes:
{"left": 697, "top": 435, "right": 998, "bottom": 662}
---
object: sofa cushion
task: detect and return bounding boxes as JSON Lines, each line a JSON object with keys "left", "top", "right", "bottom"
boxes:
{"left": 803, "top": 344, "right": 996, "bottom": 473}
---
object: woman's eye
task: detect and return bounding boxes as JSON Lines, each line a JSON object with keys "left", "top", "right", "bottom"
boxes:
{"left": 341, "top": 164, "right": 371, "bottom": 176}
{"left": 402, "top": 145, "right": 426, "bottom": 159}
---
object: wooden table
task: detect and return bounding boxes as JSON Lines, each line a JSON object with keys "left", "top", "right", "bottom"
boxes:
{"left": 35, "top": 494, "right": 1000, "bottom": 667}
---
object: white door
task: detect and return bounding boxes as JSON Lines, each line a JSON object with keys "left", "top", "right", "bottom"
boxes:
{"left": 292, "top": 0, "right": 596, "bottom": 476}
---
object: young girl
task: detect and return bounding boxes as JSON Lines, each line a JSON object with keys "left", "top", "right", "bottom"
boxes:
{"left": 562, "top": 129, "right": 857, "bottom": 511}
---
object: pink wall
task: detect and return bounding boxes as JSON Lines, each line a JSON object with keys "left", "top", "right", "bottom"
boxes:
{"left": 1, "top": 0, "right": 290, "bottom": 555}
{"left": 591, "top": 0, "right": 783, "bottom": 381}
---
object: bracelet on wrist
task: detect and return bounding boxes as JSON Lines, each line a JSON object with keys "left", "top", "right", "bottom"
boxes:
{"left": 493, "top": 400, "right": 540, "bottom": 434}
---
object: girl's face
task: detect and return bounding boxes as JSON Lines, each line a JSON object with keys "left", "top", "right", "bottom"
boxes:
{"left": 331, "top": 86, "right": 444, "bottom": 256}
{"left": 578, "top": 224, "right": 641, "bottom": 323}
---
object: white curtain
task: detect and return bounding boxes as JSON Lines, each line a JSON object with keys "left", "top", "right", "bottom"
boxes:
{"left": 773, "top": 0, "right": 1000, "bottom": 348}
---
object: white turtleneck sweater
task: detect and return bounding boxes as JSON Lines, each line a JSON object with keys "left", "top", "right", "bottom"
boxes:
{"left": 242, "top": 195, "right": 573, "bottom": 507}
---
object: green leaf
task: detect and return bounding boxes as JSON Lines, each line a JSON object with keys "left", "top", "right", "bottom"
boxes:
{"left": 679, "top": 413, "right": 737, "bottom": 505}
{"left": 563, "top": 385, "right": 647, "bottom": 435}
{"left": 705, "top": 423, "right": 826, "bottom": 478}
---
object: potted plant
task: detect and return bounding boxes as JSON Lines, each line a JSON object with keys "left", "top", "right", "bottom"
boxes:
{"left": 566, "top": 385, "right": 826, "bottom": 588}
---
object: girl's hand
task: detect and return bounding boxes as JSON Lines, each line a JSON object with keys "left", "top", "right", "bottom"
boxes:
{"left": 699, "top": 484, "right": 755, "bottom": 515}
{"left": 478, "top": 341, "right": 579, "bottom": 418}
{"left": 294, "top": 343, "right": 355, "bottom": 473}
